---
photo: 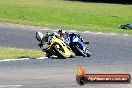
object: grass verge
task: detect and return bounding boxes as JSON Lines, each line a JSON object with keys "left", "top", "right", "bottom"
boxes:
{"left": 0, "top": 47, "right": 44, "bottom": 60}
{"left": 0, "top": 0, "right": 132, "bottom": 34}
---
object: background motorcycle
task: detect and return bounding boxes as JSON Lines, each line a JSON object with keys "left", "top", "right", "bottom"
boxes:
{"left": 68, "top": 33, "right": 92, "bottom": 57}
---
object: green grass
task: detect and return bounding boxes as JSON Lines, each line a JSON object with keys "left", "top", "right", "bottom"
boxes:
{"left": 0, "top": 0, "right": 132, "bottom": 34}
{"left": 0, "top": 47, "right": 44, "bottom": 60}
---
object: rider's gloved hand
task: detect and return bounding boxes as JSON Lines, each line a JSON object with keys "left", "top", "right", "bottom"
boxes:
{"left": 38, "top": 43, "right": 43, "bottom": 48}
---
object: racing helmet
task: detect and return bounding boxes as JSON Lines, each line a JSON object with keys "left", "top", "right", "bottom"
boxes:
{"left": 58, "top": 29, "right": 65, "bottom": 37}
{"left": 58, "top": 29, "right": 62, "bottom": 34}
{"left": 46, "top": 32, "right": 50, "bottom": 36}
{"left": 35, "top": 31, "right": 44, "bottom": 41}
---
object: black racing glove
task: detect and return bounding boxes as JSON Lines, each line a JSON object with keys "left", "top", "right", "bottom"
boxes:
{"left": 38, "top": 43, "right": 43, "bottom": 48}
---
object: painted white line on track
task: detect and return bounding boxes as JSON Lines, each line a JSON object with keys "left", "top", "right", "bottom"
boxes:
{"left": 33, "top": 28, "right": 131, "bottom": 37}
{"left": 36, "top": 57, "right": 48, "bottom": 59}
{"left": 82, "top": 31, "right": 91, "bottom": 33}
{"left": 93, "top": 32, "right": 104, "bottom": 35}
{"left": 0, "top": 85, "right": 24, "bottom": 88}
{"left": 105, "top": 33, "right": 118, "bottom": 35}
{"left": 33, "top": 28, "right": 50, "bottom": 31}
{"left": 0, "top": 58, "right": 29, "bottom": 62}
{"left": 67, "top": 30, "right": 79, "bottom": 33}
{"left": 0, "top": 57, "right": 47, "bottom": 62}
{"left": 124, "top": 34, "right": 129, "bottom": 36}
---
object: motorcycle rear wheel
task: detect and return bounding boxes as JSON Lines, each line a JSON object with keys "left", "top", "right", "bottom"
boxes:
{"left": 85, "top": 47, "right": 92, "bottom": 57}
{"left": 75, "top": 46, "right": 87, "bottom": 57}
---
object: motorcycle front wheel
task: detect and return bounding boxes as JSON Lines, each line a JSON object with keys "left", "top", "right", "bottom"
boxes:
{"left": 52, "top": 43, "right": 67, "bottom": 59}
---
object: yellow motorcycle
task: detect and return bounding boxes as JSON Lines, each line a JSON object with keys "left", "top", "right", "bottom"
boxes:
{"left": 42, "top": 34, "right": 75, "bottom": 59}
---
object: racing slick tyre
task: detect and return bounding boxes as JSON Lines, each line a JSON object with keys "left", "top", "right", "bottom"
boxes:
{"left": 46, "top": 52, "right": 51, "bottom": 58}
{"left": 75, "top": 46, "right": 87, "bottom": 57}
{"left": 52, "top": 44, "right": 67, "bottom": 59}
{"left": 85, "top": 47, "right": 92, "bottom": 57}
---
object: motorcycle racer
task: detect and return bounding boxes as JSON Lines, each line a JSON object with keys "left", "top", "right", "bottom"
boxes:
{"left": 35, "top": 31, "right": 50, "bottom": 52}
{"left": 35, "top": 31, "right": 44, "bottom": 48}
{"left": 35, "top": 31, "right": 61, "bottom": 57}
{"left": 57, "top": 30, "right": 92, "bottom": 56}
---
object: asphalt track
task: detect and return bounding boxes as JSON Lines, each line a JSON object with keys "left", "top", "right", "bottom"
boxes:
{"left": 0, "top": 24, "right": 132, "bottom": 88}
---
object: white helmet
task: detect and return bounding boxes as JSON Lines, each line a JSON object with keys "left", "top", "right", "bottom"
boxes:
{"left": 58, "top": 30, "right": 65, "bottom": 37}
{"left": 58, "top": 29, "right": 65, "bottom": 34}
{"left": 35, "top": 31, "right": 44, "bottom": 41}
